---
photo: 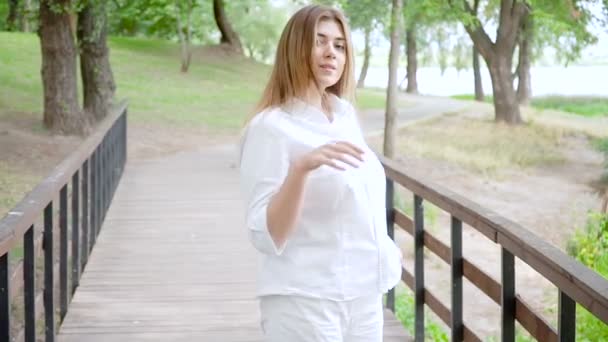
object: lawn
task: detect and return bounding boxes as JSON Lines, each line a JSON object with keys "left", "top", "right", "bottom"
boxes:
{"left": 451, "top": 94, "right": 608, "bottom": 118}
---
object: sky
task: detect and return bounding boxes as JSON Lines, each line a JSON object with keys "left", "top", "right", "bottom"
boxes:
{"left": 272, "top": 0, "right": 608, "bottom": 67}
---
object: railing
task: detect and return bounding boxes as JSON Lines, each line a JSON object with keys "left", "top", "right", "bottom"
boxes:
{"left": 380, "top": 155, "right": 608, "bottom": 341}
{"left": 0, "top": 101, "right": 128, "bottom": 342}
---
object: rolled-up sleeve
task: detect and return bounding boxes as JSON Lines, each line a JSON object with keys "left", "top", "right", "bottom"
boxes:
{"left": 239, "top": 117, "right": 289, "bottom": 256}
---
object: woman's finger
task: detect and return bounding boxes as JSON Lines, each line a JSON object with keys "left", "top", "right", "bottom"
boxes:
{"left": 321, "top": 156, "right": 345, "bottom": 170}
{"left": 325, "top": 143, "right": 364, "bottom": 161}
{"left": 323, "top": 150, "right": 360, "bottom": 168}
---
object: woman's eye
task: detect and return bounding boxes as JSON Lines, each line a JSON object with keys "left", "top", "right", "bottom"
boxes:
{"left": 335, "top": 44, "right": 345, "bottom": 51}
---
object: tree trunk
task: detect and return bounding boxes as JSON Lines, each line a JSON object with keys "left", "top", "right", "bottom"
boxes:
{"left": 77, "top": 0, "right": 116, "bottom": 123}
{"left": 516, "top": 15, "right": 532, "bottom": 105}
{"left": 175, "top": 1, "right": 193, "bottom": 73}
{"left": 488, "top": 56, "right": 522, "bottom": 124}
{"left": 39, "top": 0, "right": 87, "bottom": 135}
{"left": 473, "top": 45, "right": 484, "bottom": 101}
{"left": 20, "top": 0, "right": 31, "bottom": 32}
{"left": 384, "top": 0, "right": 402, "bottom": 158}
{"left": 212, "top": 0, "right": 242, "bottom": 54}
{"left": 405, "top": 26, "right": 418, "bottom": 94}
{"left": 7, "top": 0, "right": 19, "bottom": 31}
{"left": 458, "top": 0, "right": 527, "bottom": 125}
{"left": 357, "top": 27, "right": 371, "bottom": 89}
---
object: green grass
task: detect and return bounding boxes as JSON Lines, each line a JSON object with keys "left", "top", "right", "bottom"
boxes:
{"left": 0, "top": 32, "right": 391, "bottom": 132}
{"left": 355, "top": 88, "right": 387, "bottom": 110}
{"left": 0, "top": 32, "right": 272, "bottom": 130}
{"left": 397, "top": 117, "right": 566, "bottom": 176}
{"left": 393, "top": 284, "right": 449, "bottom": 341}
{"left": 451, "top": 94, "right": 608, "bottom": 118}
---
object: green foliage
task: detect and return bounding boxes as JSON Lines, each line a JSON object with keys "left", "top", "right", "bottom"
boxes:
{"left": 530, "top": 0, "right": 601, "bottom": 65}
{"left": 230, "top": 0, "right": 287, "bottom": 63}
{"left": 566, "top": 212, "right": 608, "bottom": 340}
{"left": 567, "top": 213, "right": 608, "bottom": 272}
{"left": 341, "top": 0, "right": 389, "bottom": 32}
{"left": 107, "top": 0, "right": 217, "bottom": 43}
{"left": 106, "top": 0, "right": 290, "bottom": 63}
{"left": 0, "top": 32, "right": 271, "bottom": 129}
{"left": 394, "top": 285, "right": 449, "bottom": 341}
{"left": 0, "top": 1, "right": 8, "bottom": 31}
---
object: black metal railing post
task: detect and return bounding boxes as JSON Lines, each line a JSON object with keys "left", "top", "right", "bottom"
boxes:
{"left": 59, "top": 185, "right": 68, "bottom": 320}
{"left": 24, "top": 225, "right": 35, "bottom": 342}
{"left": 501, "top": 248, "right": 515, "bottom": 342}
{"left": 0, "top": 249, "right": 9, "bottom": 342}
{"left": 44, "top": 202, "right": 55, "bottom": 342}
{"left": 451, "top": 216, "right": 463, "bottom": 341}
{"left": 71, "top": 171, "right": 80, "bottom": 295}
{"left": 414, "top": 194, "right": 425, "bottom": 342}
{"left": 559, "top": 291, "right": 576, "bottom": 341}
{"left": 385, "top": 178, "right": 395, "bottom": 312}
{"left": 81, "top": 160, "right": 89, "bottom": 270}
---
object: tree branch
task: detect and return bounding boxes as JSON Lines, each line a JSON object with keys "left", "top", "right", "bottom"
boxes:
{"left": 498, "top": 1, "right": 530, "bottom": 53}
{"left": 459, "top": 0, "right": 495, "bottom": 62}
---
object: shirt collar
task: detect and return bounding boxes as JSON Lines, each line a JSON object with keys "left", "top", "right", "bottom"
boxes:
{"left": 282, "top": 94, "right": 346, "bottom": 124}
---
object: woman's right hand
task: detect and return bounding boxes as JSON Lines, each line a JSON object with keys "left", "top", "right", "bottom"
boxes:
{"left": 292, "top": 141, "right": 365, "bottom": 174}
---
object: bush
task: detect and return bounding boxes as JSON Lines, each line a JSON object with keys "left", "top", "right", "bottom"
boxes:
{"left": 566, "top": 212, "right": 608, "bottom": 340}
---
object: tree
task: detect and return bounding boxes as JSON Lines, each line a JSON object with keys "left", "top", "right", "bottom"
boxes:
{"left": 472, "top": 0, "right": 484, "bottom": 101}
{"left": 39, "top": 0, "right": 87, "bottom": 134}
{"left": 473, "top": 44, "right": 485, "bottom": 101}
{"left": 175, "top": 0, "right": 194, "bottom": 72}
{"left": 384, "top": 0, "right": 402, "bottom": 158}
{"left": 230, "top": 0, "right": 286, "bottom": 63}
{"left": 449, "top": 0, "right": 529, "bottom": 124}
{"left": 357, "top": 26, "right": 372, "bottom": 88}
{"left": 516, "top": 13, "right": 532, "bottom": 104}
{"left": 212, "top": 0, "right": 242, "bottom": 54}
{"left": 340, "top": 0, "right": 387, "bottom": 89}
{"left": 401, "top": 1, "right": 455, "bottom": 93}
{"left": 77, "top": 0, "right": 116, "bottom": 122}
{"left": 20, "top": 0, "right": 32, "bottom": 32}
{"left": 404, "top": 24, "right": 418, "bottom": 93}
{"left": 6, "top": 0, "right": 18, "bottom": 31}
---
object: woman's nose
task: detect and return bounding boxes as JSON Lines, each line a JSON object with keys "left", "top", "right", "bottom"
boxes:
{"left": 324, "top": 44, "right": 336, "bottom": 59}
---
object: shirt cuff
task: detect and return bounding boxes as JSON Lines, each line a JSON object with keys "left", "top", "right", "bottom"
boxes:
{"left": 248, "top": 204, "right": 287, "bottom": 256}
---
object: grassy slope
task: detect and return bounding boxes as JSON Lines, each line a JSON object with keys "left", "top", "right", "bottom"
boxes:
{"left": 0, "top": 32, "right": 388, "bottom": 131}
{"left": 452, "top": 94, "right": 608, "bottom": 118}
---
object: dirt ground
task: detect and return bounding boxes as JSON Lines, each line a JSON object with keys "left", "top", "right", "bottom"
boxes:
{"left": 1, "top": 102, "right": 605, "bottom": 339}
{"left": 366, "top": 110, "right": 604, "bottom": 339}
{"left": 0, "top": 112, "right": 237, "bottom": 218}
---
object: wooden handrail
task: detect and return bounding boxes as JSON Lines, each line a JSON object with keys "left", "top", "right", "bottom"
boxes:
{"left": 0, "top": 101, "right": 128, "bottom": 342}
{"left": 379, "top": 153, "right": 608, "bottom": 341}
{"left": 0, "top": 100, "right": 128, "bottom": 255}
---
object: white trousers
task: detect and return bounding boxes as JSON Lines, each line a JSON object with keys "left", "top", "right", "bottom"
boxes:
{"left": 259, "top": 294, "right": 384, "bottom": 342}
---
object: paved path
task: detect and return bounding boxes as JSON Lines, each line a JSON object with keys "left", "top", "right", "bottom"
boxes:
{"left": 359, "top": 93, "right": 470, "bottom": 135}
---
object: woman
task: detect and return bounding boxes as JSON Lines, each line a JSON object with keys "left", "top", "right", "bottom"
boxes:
{"left": 238, "top": 4, "right": 403, "bottom": 342}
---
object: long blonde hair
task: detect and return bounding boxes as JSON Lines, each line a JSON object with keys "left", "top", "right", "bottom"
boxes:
{"left": 243, "top": 4, "right": 356, "bottom": 127}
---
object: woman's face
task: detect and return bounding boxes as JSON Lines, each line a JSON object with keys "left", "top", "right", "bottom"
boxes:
{"left": 311, "top": 19, "right": 346, "bottom": 91}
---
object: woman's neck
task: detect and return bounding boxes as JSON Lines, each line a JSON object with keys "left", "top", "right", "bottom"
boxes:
{"left": 304, "top": 84, "right": 332, "bottom": 120}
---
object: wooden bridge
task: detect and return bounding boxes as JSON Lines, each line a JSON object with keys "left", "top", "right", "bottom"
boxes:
{"left": 1, "top": 103, "right": 607, "bottom": 341}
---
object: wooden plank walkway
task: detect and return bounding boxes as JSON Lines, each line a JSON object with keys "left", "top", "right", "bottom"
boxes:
{"left": 57, "top": 144, "right": 411, "bottom": 341}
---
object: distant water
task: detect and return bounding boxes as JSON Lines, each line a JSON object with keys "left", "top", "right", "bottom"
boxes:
{"left": 361, "top": 65, "right": 608, "bottom": 97}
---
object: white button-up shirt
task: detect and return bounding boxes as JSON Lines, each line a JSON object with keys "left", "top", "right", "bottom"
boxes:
{"left": 238, "top": 94, "right": 402, "bottom": 301}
